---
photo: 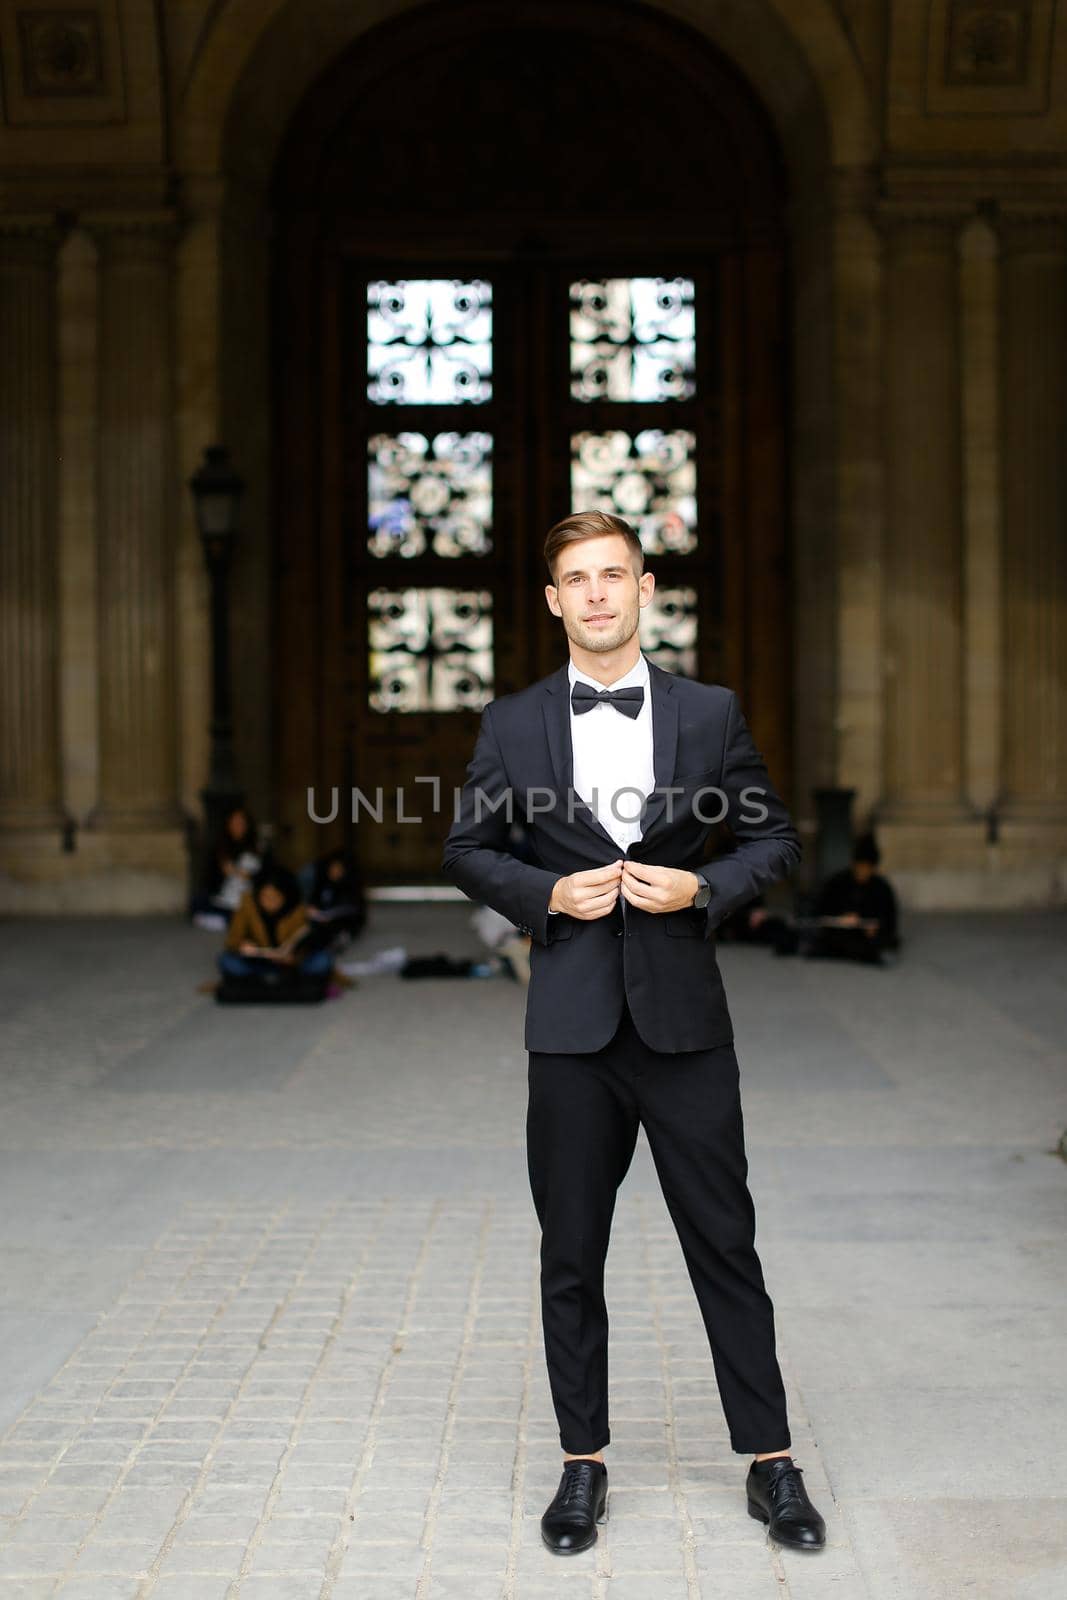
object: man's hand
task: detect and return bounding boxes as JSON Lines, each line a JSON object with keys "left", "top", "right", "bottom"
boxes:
{"left": 238, "top": 939, "right": 260, "bottom": 957}
{"left": 549, "top": 861, "right": 624, "bottom": 920}
{"left": 620, "top": 861, "right": 702, "bottom": 914}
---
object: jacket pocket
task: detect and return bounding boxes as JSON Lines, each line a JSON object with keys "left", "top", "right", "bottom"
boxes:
{"left": 547, "top": 915, "right": 574, "bottom": 942}
{"left": 664, "top": 908, "right": 707, "bottom": 938}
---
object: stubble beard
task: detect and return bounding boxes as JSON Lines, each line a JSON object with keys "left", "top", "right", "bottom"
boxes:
{"left": 566, "top": 601, "right": 640, "bottom": 655}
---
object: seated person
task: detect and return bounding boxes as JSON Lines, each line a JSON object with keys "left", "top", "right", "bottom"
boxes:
{"left": 805, "top": 832, "right": 899, "bottom": 964}
{"left": 304, "top": 847, "right": 367, "bottom": 951}
{"left": 217, "top": 865, "right": 333, "bottom": 990}
{"left": 192, "top": 804, "right": 262, "bottom": 928}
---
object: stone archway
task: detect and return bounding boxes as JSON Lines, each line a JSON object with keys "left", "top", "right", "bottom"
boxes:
{"left": 270, "top": 1, "right": 791, "bottom": 875}
{"left": 174, "top": 0, "right": 878, "bottom": 861}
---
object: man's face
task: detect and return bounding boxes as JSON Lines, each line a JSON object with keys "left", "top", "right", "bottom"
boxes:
{"left": 545, "top": 533, "right": 654, "bottom": 653}
{"left": 852, "top": 860, "right": 874, "bottom": 884}
{"left": 258, "top": 884, "right": 285, "bottom": 914}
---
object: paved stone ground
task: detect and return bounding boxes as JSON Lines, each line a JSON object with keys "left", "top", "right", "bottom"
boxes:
{"left": 0, "top": 907, "right": 1064, "bottom": 1600}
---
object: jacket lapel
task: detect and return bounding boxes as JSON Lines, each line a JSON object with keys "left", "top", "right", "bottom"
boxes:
{"left": 639, "top": 659, "right": 680, "bottom": 840}
{"left": 541, "top": 662, "right": 573, "bottom": 798}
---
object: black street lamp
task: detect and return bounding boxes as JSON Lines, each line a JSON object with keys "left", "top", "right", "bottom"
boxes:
{"left": 189, "top": 444, "right": 246, "bottom": 887}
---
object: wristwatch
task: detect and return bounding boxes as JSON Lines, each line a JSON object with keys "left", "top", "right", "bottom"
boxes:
{"left": 690, "top": 876, "right": 712, "bottom": 911}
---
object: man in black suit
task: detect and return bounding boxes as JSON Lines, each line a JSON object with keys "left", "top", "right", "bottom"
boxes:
{"left": 442, "top": 510, "right": 825, "bottom": 1556}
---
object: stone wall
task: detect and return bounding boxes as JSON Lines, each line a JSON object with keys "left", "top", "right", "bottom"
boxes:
{"left": 0, "top": 0, "right": 1064, "bottom": 910}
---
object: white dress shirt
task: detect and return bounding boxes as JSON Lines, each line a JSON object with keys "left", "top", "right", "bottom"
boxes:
{"left": 567, "top": 652, "right": 655, "bottom": 853}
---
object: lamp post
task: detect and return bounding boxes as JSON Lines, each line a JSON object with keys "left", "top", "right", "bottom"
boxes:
{"left": 188, "top": 444, "right": 246, "bottom": 886}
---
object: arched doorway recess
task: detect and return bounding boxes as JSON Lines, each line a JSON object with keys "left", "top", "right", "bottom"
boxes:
{"left": 270, "top": 0, "right": 793, "bottom": 878}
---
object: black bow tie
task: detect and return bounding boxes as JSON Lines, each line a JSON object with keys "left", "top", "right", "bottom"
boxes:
{"left": 571, "top": 681, "right": 645, "bottom": 719}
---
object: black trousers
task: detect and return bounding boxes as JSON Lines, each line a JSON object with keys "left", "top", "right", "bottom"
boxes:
{"left": 526, "top": 998, "right": 790, "bottom": 1456}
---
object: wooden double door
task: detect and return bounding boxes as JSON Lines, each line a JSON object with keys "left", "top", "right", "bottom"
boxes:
{"left": 274, "top": 243, "right": 788, "bottom": 881}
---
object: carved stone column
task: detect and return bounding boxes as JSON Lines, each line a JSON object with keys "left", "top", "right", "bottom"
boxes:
{"left": 831, "top": 171, "right": 884, "bottom": 817}
{"left": 879, "top": 208, "right": 970, "bottom": 819}
{"left": 0, "top": 220, "right": 65, "bottom": 830}
{"left": 88, "top": 214, "right": 183, "bottom": 829}
{"left": 998, "top": 210, "right": 1067, "bottom": 819}
{"left": 958, "top": 217, "right": 1002, "bottom": 816}
{"left": 787, "top": 168, "right": 885, "bottom": 860}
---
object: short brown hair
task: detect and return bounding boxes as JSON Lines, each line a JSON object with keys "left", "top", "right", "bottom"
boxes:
{"left": 544, "top": 510, "right": 644, "bottom": 583}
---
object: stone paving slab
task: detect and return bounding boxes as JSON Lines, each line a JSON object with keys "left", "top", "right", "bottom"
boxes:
{"left": 0, "top": 1188, "right": 823, "bottom": 1600}
{"left": 0, "top": 907, "right": 1064, "bottom": 1599}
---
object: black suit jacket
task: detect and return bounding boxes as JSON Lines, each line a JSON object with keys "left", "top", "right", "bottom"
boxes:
{"left": 441, "top": 657, "right": 801, "bottom": 1053}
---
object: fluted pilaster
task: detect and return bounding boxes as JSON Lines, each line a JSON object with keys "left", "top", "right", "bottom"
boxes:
{"left": 89, "top": 213, "right": 182, "bottom": 828}
{"left": 959, "top": 217, "right": 1002, "bottom": 814}
{"left": 880, "top": 208, "right": 969, "bottom": 818}
{"left": 831, "top": 173, "right": 884, "bottom": 813}
{"left": 998, "top": 210, "right": 1067, "bottom": 819}
{"left": 0, "top": 219, "right": 65, "bottom": 830}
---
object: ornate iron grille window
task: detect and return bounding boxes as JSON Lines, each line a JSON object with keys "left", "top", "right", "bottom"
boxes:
{"left": 355, "top": 269, "right": 713, "bottom": 711}
{"left": 367, "top": 279, "right": 493, "bottom": 404}
{"left": 368, "top": 587, "right": 493, "bottom": 712}
{"left": 570, "top": 277, "right": 695, "bottom": 402}
{"left": 368, "top": 431, "right": 493, "bottom": 558}
{"left": 642, "top": 586, "right": 698, "bottom": 676}
{"left": 363, "top": 278, "right": 496, "bottom": 711}
{"left": 566, "top": 274, "right": 705, "bottom": 675}
{"left": 571, "top": 427, "right": 697, "bottom": 555}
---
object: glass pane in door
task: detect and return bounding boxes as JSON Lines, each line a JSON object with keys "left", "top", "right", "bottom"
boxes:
{"left": 570, "top": 427, "right": 697, "bottom": 554}
{"left": 569, "top": 277, "right": 696, "bottom": 401}
{"left": 367, "top": 587, "right": 494, "bottom": 712}
{"left": 368, "top": 431, "right": 493, "bottom": 557}
{"left": 367, "top": 279, "right": 493, "bottom": 403}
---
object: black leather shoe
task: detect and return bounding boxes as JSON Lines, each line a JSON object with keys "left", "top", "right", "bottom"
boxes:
{"left": 746, "top": 1457, "right": 826, "bottom": 1550}
{"left": 540, "top": 1458, "right": 608, "bottom": 1554}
